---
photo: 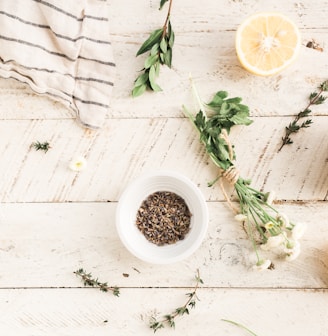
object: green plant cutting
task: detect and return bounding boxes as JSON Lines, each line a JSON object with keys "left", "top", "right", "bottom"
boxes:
{"left": 184, "top": 82, "right": 307, "bottom": 269}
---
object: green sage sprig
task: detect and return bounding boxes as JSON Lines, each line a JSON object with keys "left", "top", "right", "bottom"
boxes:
{"left": 132, "top": 0, "right": 175, "bottom": 97}
{"left": 31, "top": 141, "right": 51, "bottom": 153}
{"left": 74, "top": 268, "right": 120, "bottom": 297}
{"left": 278, "top": 80, "right": 328, "bottom": 151}
{"left": 149, "top": 269, "right": 203, "bottom": 332}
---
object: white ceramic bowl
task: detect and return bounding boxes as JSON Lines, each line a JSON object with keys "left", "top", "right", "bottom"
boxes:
{"left": 115, "top": 171, "right": 208, "bottom": 264}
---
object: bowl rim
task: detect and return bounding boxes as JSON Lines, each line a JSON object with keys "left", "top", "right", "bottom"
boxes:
{"left": 115, "top": 170, "right": 209, "bottom": 264}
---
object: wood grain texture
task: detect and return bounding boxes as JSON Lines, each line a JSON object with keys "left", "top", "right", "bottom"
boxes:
{"left": 0, "top": 1, "right": 327, "bottom": 335}
{"left": 0, "top": 117, "right": 326, "bottom": 202}
{"left": 0, "top": 288, "right": 327, "bottom": 336}
{"left": 0, "top": 202, "right": 327, "bottom": 288}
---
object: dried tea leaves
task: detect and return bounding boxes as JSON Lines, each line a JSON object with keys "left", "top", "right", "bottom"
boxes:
{"left": 136, "top": 191, "right": 191, "bottom": 246}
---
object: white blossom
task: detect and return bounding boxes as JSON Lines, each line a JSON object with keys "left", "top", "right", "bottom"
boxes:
{"left": 265, "top": 191, "right": 276, "bottom": 205}
{"left": 235, "top": 214, "right": 247, "bottom": 222}
{"left": 253, "top": 259, "right": 272, "bottom": 271}
{"left": 291, "top": 222, "right": 307, "bottom": 240}
{"left": 276, "top": 213, "right": 290, "bottom": 228}
{"left": 285, "top": 245, "right": 301, "bottom": 261}
{"left": 264, "top": 221, "right": 275, "bottom": 230}
{"left": 69, "top": 156, "right": 87, "bottom": 172}
{"left": 284, "top": 239, "right": 300, "bottom": 251}
{"left": 284, "top": 239, "right": 301, "bottom": 261}
{"left": 260, "top": 234, "right": 286, "bottom": 251}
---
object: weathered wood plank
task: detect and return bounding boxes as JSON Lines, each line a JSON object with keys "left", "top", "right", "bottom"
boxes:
{"left": 0, "top": 45, "right": 327, "bottom": 120}
{"left": 1, "top": 0, "right": 328, "bottom": 121}
{"left": 0, "top": 118, "right": 326, "bottom": 202}
{"left": 0, "top": 202, "right": 327, "bottom": 288}
{"left": 0, "top": 288, "right": 327, "bottom": 335}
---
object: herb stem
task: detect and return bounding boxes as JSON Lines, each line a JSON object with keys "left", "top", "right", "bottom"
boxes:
{"left": 149, "top": 269, "right": 203, "bottom": 332}
{"left": 222, "top": 319, "right": 259, "bottom": 336}
{"left": 278, "top": 80, "right": 328, "bottom": 151}
{"left": 74, "top": 268, "right": 120, "bottom": 297}
{"left": 162, "top": 0, "right": 173, "bottom": 36}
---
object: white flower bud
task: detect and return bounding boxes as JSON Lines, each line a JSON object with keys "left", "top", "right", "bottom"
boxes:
{"left": 285, "top": 246, "right": 301, "bottom": 261}
{"left": 234, "top": 214, "right": 247, "bottom": 222}
{"left": 291, "top": 222, "right": 307, "bottom": 240}
{"left": 284, "top": 239, "right": 300, "bottom": 252}
{"left": 265, "top": 191, "right": 276, "bottom": 205}
{"left": 253, "top": 259, "right": 272, "bottom": 271}
{"left": 69, "top": 156, "right": 87, "bottom": 172}
{"left": 260, "top": 234, "right": 285, "bottom": 251}
{"left": 276, "top": 213, "right": 290, "bottom": 228}
{"left": 264, "top": 221, "right": 275, "bottom": 230}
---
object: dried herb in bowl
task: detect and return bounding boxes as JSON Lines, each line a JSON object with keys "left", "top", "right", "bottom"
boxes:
{"left": 136, "top": 191, "right": 191, "bottom": 246}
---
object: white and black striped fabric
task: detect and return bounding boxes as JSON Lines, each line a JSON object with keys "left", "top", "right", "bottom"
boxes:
{"left": 0, "top": 0, "right": 115, "bottom": 128}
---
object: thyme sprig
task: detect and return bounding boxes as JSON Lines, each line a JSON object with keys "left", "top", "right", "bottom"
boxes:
{"left": 278, "top": 80, "right": 328, "bottom": 151}
{"left": 184, "top": 83, "right": 306, "bottom": 269}
{"left": 31, "top": 141, "right": 51, "bottom": 153}
{"left": 74, "top": 268, "right": 120, "bottom": 297}
{"left": 149, "top": 269, "right": 203, "bottom": 332}
{"left": 132, "top": 0, "right": 174, "bottom": 97}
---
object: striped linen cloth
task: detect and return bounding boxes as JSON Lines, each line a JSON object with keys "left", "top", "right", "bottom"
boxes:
{"left": 0, "top": 0, "right": 115, "bottom": 128}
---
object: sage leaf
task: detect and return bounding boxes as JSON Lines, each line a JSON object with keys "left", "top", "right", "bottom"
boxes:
{"left": 163, "top": 48, "right": 172, "bottom": 67}
{"left": 149, "top": 65, "right": 162, "bottom": 92}
{"left": 150, "top": 43, "right": 160, "bottom": 56}
{"left": 159, "top": 0, "right": 169, "bottom": 9}
{"left": 144, "top": 54, "right": 159, "bottom": 69}
{"left": 168, "top": 21, "right": 175, "bottom": 48}
{"left": 132, "top": 83, "right": 147, "bottom": 97}
{"left": 133, "top": 72, "right": 149, "bottom": 87}
{"left": 160, "top": 37, "right": 168, "bottom": 53}
{"left": 136, "top": 28, "right": 163, "bottom": 56}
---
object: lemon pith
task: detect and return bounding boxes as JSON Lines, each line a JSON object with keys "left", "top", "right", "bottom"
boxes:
{"left": 235, "top": 12, "right": 301, "bottom": 76}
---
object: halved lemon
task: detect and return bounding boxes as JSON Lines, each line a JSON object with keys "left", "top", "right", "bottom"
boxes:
{"left": 235, "top": 12, "right": 301, "bottom": 76}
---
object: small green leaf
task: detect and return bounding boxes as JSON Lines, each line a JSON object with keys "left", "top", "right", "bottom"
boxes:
{"left": 160, "top": 38, "right": 168, "bottom": 53}
{"left": 145, "top": 54, "right": 159, "bottom": 69}
{"left": 159, "top": 0, "right": 169, "bottom": 10}
{"left": 168, "top": 21, "right": 175, "bottom": 48}
{"left": 230, "top": 111, "right": 253, "bottom": 126}
{"left": 132, "top": 83, "right": 147, "bottom": 97}
{"left": 150, "top": 43, "right": 160, "bottom": 56}
{"left": 134, "top": 72, "right": 149, "bottom": 87}
{"left": 149, "top": 65, "right": 162, "bottom": 92}
{"left": 163, "top": 48, "right": 172, "bottom": 67}
{"left": 136, "top": 28, "right": 163, "bottom": 56}
{"left": 207, "top": 91, "right": 228, "bottom": 107}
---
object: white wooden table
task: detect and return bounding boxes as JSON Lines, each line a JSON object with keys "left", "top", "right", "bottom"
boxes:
{"left": 0, "top": 1, "right": 328, "bottom": 335}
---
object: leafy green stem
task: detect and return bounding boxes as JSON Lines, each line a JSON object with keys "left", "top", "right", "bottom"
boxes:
{"left": 132, "top": 0, "right": 175, "bottom": 97}
{"left": 149, "top": 269, "right": 203, "bottom": 332}
{"left": 278, "top": 80, "right": 328, "bottom": 151}
{"left": 74, "top": 268, "right": 120, "bottom": 297}
{"left": 31, "top": 141, "right": 51, "bottom": 153}
{"left": 184, "top": 85, "right": 304, "bottom": 268}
